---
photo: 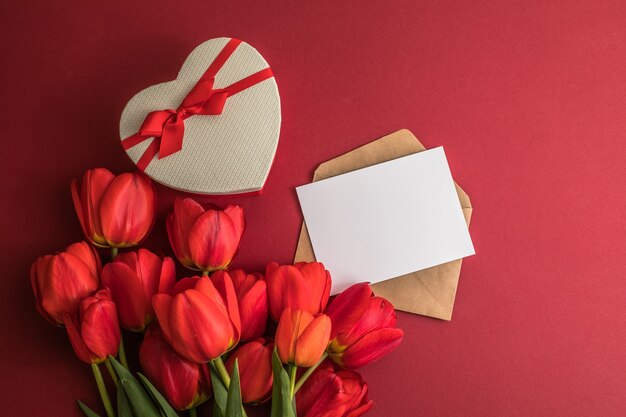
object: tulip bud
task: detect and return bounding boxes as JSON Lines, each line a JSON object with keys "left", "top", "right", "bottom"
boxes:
{"left": 31, "top": 241, "right": 100, "bottom": 325}
{"left": 266, "top": 262, "right": 331, "bottom": 321}
{"left": 63, "top": 288, "right": 121, "bottom": 364}
{"left": 296, "top": 362, "right": 373, "bottom": 417}
{"left": 275, "top": 308, "right": 331, "bottom": 367}
{"left": 71, "top": 168, "right": 156, "bottom": 248}
{"left": 166, "top": 198, "right": 244, "bottom": 273}
{"left": 326, "top": 283, "right": 403, "bottom": 369}
{"left": 213, "top": 270, "right": 267, "bottom": 341}
{"left": 225, "top": 338, "right": 273, "bottom": 404}
{"left": 152, "top": 276, "right": 241, "bottom": 363}
{"left": 102, "top": 249, "right": 176, "bottom": 331}
{"left": 140, "top": 326, "right": 211, "bottom": 410}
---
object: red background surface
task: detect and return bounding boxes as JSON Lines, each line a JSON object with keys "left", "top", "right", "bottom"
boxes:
{"left": 2, "top": 1, "right": 626, "bottom": 416}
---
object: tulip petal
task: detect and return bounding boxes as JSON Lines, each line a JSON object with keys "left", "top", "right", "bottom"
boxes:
{"left": 326, "top": 283, "right": 373, "bottom": 340}
{"left": 265, "top": 262, "right": 279, "bottom": 277}
{"left": 238, "top": 279, "right": 268, "bottom": 341}
{"left": 210, "top": 271, "right": 241, "bottom": 342}
{"left": 102, "top": 262, "right": 148, "bottom": 331}
{"left": 31, "top": 255, "right": 56, "bottom": 324}
{"left": 168, "top": 290, "right": 234, "bottom": 362}
{"left": 65, "top": 241, "right": 102, "bottom": 278}
{"left": 189, "top": 210, "right": 238, "bottom": 271}
{"left": 224, "top": 205, "right": 245, "bottom": 240}
{"left": 345, "top": 401, "right": 374, "bottom": 417}
{"left": 72, "top": 168, "right": 115, "bottom": 247}
{"left": 226, "top": 340, "right": 273, "bottom": 404}
{"left": 339, "top": 328, "right": 404, "bottom": 369}
{"left": 63, "top": 313, "right": 96, "bottom": 364}
{"left": 171, "top": 277, "right": 202, "bottom": 295}
{"left": 42, "top": 252, "right": 99, "bottom": 323}
{"left": 296, "top": 369, "right": 345, "bottom": 417}
{"left": 153, "top": 293, "right": 174, "bottom": 342}
{"left": 340, "top": 297, "right": 397, "bottom": 347}
{"left": 295, "top": 314, "right": 331, "bottom": 367}
{"left": 275, "top": 308, "right": 297, "bottom": 364}
{"left": 135, "top": 248, "right": 164, "bottom": 301}
{"left": 296, "top": 262, "right": 331, "bottom": 313}
{"left": 158, "top": 257, "right": 177, "bottom": 294}
{"left": 267, "top": 265, "right": 310, "bottom": 320}
{"left": 100, "top": 172, "right": 156, "bottom": 247}
{"left": 80, "top": 291, "right": 121, "bottom": 359}
{"left": 140, "top": 326, "right": 202, "bottom": 410}
{"left": 166, "top": 198, "right": 205, "bottom": 269}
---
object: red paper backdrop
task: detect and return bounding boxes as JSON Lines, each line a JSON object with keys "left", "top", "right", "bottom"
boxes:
{"left": 2, "top": 1, "right": 626, "bottom": 416}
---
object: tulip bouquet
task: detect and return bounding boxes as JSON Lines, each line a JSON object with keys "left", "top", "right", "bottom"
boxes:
{"left": 31, "top": 168, "right": 404, "bottom": 417}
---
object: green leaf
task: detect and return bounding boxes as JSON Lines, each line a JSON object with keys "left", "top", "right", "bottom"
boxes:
{"left": 210, "top": 362, "right": 227, "bottom": 417}
{"left": 270, "top": 349, "right": 296, "bottom": 417}
{"left": 109, "top": 355, "right": 161, "bottom": 417}
{"left": 224, "top": 360, "right": 243, "bottom": 417}
{"left": 77, "top": 400, "right": 101, "bottom": 417}
{"left": 138, "top": 373, "right": 179, "bottom": 417}
{"left": 117, "top": 385, "right": 134, "bottom": 417}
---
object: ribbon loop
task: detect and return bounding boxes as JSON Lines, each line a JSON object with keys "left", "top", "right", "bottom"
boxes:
{"left": 121, "top": 38, "right": 275, "bottom": 171}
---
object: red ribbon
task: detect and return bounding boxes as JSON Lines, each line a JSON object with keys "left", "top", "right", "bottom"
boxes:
{"left": 122, "top": 38, "right": 274, "bottom": 171}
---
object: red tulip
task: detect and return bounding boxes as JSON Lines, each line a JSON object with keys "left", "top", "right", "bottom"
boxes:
{"left": 71, "top": 168, "right": 156, "bottom": 248}
{"left": 153, "top": 276, "right": 241, "bottom": 363}
{"left": 296, "top": 362, "right": 373, "bottom": 417}
{"left": 102, "top": 249, "right": 176, "bottom": 331}
{"left": 166, "top": 198, "right": 244, "bottom": 273}
{"left": 266, "top": 262, "right": 331, "bottom": 320}
{"left": 140, "top": 326, "right": 211, "bottom": 410}
{"left": 213, "top": 270, "right": 267, "bottom": 341}
{"left": 326, "top": 283, "right": 403, "bottom": 369}
{"left": 225, "top": 338, "right": 273, "bottom": 404}
{"left": 31, "top": 241, "right": 100, "bottom": 325}
{"left": 275, "top": 308, "right": 331, "bottom": 367}
{"left": 63, "top": 288, "right": 121, "bottom": 364}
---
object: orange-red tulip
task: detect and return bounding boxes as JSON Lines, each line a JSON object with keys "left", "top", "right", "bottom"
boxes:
{"left": 140, "top": 326, "right": 211, "bottom": 410}
{"left": 152, "top": 276, "right": 241, "bottom": 363}
{"left": 71, "top": 168, "right": 156, "bottom": 248}
{"left": 275, "top": 308, "right": 331, "bottom": 367}
{"left": 296, "top": 362, "right": 373, "bottom": 417}
{"left": 266, "top": 262, "right": 331, "bottom": 320}
{"left": 225, "top": 338, "right": 273, "bottom": 404}
{"left": 31, "top": 241, "right": 100, "bottom": 325}
{"left": 166, "top": 198, "right": 244, "bottom": 273}
{"left": 326, "top": 283, "right": 403, "bottom": 369}
{"left": 63, "top": 288, "right": 121, "bottom": 364}
{"left": 102, "top": 249, "right": 176, "bottom": 331}
{"left": 213, "top": 270, "right": 267, "bottom": 341}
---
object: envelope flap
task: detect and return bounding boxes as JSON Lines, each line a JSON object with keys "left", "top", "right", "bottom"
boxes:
{"left": 313, "top": 129, "right": 426, "bottom": 181}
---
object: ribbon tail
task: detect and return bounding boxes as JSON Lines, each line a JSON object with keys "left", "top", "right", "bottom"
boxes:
{"left": 135, "top": 138, "right": 161, "bottom": 172}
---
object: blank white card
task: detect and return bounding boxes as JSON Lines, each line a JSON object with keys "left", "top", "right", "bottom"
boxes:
{"left": 296, "top": 147, "right": 475, "bottom": 294}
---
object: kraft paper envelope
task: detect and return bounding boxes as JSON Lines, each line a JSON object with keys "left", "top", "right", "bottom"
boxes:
{"left": 294, "top": 129, "right": 472, "bottom": 320}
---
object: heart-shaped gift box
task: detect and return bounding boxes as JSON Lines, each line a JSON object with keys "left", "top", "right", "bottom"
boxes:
{"left": 119, "top": 37, "right": 281, "bottom": 195}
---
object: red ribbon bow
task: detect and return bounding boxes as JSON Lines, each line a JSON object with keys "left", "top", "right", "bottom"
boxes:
{"left": 121, "top": 38, "right": 274, "bottom": 171}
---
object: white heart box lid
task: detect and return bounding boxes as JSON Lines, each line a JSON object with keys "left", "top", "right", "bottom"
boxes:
{"left": 119, "top": 37, "right": 281, "bottom": 195}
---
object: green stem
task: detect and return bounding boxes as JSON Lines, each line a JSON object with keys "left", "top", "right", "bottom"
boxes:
{"left": 213, "top": 356, "right": 231, "bottom": 387}
{"left": 118, "top": 336, "right": 129, "bottom": 369}
{"left": 294, "top": 352, "right": 328, "bottom": 394}
{"left": 111, "top": 247, "right": 118, "bottom": 260}
{"left": 289, "top": 365, "right": 298, "bottom": 399}
{"left": 104, "top": 359, "right": 119, "bottom": 387}
{"left": 91, "top": 363, "right": 115, "bottom": 417}
{"left": 189, "top": 408, "right": 197, "bottom": 417}
{"left": 202, "top": 270, "right": 209, "bottom": 277}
